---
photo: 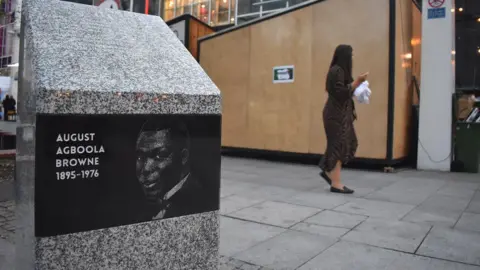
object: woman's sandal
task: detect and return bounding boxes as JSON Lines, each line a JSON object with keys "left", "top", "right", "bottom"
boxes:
{"left": 330, "top": 186, "right": 354, "bottom": 194}
{"left": 319, "top": 171, "right": 332, "bottom": 185}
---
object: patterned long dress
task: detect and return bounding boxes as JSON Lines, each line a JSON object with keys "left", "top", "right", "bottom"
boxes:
{"left": 319, "top": 65, "right": 358, "bottom": 172}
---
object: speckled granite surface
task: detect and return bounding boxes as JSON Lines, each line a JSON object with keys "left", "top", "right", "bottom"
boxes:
{"left": 36, "top": 211, "right": 219, "bottom": 270}
{"left": 16, "top": 0, "right": 221, "bottom": 269}
{"left": 23, "top": 0, "right": 221, "bottom": 115}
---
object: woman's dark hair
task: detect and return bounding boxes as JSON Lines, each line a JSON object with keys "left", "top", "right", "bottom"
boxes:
{"left": 328, "top": 44, "right": 354, "bottom": 85}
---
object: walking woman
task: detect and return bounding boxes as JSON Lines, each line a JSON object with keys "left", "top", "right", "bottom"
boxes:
{"left": 319, "top": 44, "right": 368, "bottom": 194}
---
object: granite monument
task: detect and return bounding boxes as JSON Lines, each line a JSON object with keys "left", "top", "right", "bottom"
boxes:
{"left": 16, "top": 0, "right": 221, "bottom": 269}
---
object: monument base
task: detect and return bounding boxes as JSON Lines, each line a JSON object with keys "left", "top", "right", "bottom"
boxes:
{"left": 35, "top": 211, "right": 218, "bottom": 269}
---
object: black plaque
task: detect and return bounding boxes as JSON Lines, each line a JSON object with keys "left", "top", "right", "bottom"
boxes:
{"left": 35, "top": 114, "right": 221, "bottom": 237}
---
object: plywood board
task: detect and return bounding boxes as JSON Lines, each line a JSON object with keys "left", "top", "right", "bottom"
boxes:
{"left": 189, "top": 19, "right": 215, "bottom": 59}
{"left": 247, "top": 7, "right": 313, "bottom": 152}
{"left": 309, "top": 0, "right": 390, "bottom": 159}
{"left": 199, "top": 29, "right": 250, "bottom": 147}
{"left": 199, "top": 0, "right": 408, "bottom": 160}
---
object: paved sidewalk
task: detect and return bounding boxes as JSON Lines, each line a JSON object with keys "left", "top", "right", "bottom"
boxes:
{"left": 2, "top": 156, "right": 480, "bottom": 269}
{"left": 219, "top": 157, "right": 480, "bottom": 270}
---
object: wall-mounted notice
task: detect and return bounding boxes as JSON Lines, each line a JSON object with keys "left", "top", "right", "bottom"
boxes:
{"left": 169, "top": 20, "right": 187, "bottom": 45}
{"left": 273, "top": 65, "right": 294, "bottom": 84}
{"left": 35, "top": 114, "right": 221, "bottom": 237}
{"left": 427, "top": 0, "right": 446, "bottom": 19}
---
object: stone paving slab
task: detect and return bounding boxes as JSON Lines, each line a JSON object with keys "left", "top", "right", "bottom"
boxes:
{"left": 455, "top": 213, "right": 480, "bottom": 233}
{"left": 417, "top": 194, "right": 471, "bottom": 213}
{"left": 417, "top": 227, "right": 480, "bottom": 266}
{"left": 402, "top": 193, "right": 471, "bottom": 227}
{"left": 277, "top": 191, "right": 352, "bottom": 210}
{"left": 221, "top": 195, "right": 264, "bottom": 215}
{"left": 333, "top": 198, "right": 415, "bottom": 220}
{"left": 238, "top": 185, "right": 304, "bottom": 201}
{"left": 402, "top": 208, "right": 460, "bottom": 228}
{"left": 221, "top": 180, "right": 261, "bottom": 198}
{"left": 466, "top": 191, "right": 480, "bottom": 214}
{"left": 364, "top": 178, "right": 446, "bottom": 205}
{"left": 341, "top": 217, "right": 432, "bottom": 253}
{"left": 303, "top": 210, "right": 367, "bottom": 229}
{"left": 291, "top": 222, "right": 350, "bottom": 238}
{"left": 233, "top": 230, "right": 337, "bottom": 270}
{"left": 219, "top": 256, "right": 273, "bottom": 270}
{"left": 436, "top": 182, "right": 478, "bottom": 199}
{"left": 220, "top": 216, "right": 286, "bottom": 257}
{"left": 227, "top": 201, "right": 321, "bottom": 228}
{"left": 298, "top": 241, "right": 480, "bottom": 270}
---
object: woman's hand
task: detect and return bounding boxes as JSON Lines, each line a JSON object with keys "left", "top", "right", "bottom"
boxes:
{"left": 352, "top": 72, "right": 369, "bottom": 89}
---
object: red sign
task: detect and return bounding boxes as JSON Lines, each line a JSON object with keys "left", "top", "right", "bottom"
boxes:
{"left": 428, "top": 0, "right": 445, "bottom": 8}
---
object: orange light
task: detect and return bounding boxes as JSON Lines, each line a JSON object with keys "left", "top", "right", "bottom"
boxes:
{"left": 459, "top": 7, "right": 464, "bottom": 12}
{"left": 410, "top": 38, "right": 421, "bottom": 46}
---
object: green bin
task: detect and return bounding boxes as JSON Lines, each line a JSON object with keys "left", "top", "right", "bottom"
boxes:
{"left": 455, "top": 123, "right": 480, "bottom": 173}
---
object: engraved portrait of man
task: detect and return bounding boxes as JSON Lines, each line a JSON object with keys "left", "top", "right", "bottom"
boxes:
{"left": 135, "top": 118, "right": 205, "bottom": 220}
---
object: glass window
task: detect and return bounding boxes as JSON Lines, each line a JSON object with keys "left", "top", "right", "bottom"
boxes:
{"left": 229, "top": 0, "right": 236, "bottom": 24}
{"left": 236, "top": 13, "right": 258, "bottom": 25}
{"left": 148, "top": 0, "right": 161, "bottom": 15}
{"left": 259, "top": 0, "right": 287, "bottom": 13}
{"left": 132, "top": 0, "right": 146, "bottom": 13}
{"left": 237, "top": 0, "right": 259, "bottom": 16}
{"left": 163, "top": 0, "right": 175, "bottom": 21}
{"left": 175, "top": 0, "right": 193, "bottom": 16}
{"left": 210, "top": 0, "right": 230, "bottom": 25}
{"left": 192, "top": 0, "right": 209, "bottom": 24}
{"left": 455, "top": 1, "right": 480, "bottom": 89}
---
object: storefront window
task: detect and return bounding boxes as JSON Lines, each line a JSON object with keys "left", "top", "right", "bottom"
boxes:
{"left": 132, "top": 0, "right": 146, "bottom": 13}
{"left": 455, "top": 0, "right": 480, "bottom": 89}
{"left": 148, "top": 0, "right": 161, "bottom": 15}
{"left": 174, "top": 0, "right": 192, "bottom": 16}
{"left": 260, "top": 0, "right": 287, "bottom": 13}
{"left": 210, "top": 0, "right": 230, "bottom": 25}
{"left": 160, "top": 0, "right": 235, "bottom": 26}
{"left": 192, "top": 0, "right": 210, "bottom": 24}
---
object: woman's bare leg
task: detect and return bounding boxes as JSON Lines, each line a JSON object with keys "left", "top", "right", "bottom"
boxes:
{"left": 327, "top": 161, "right": 344, "bottom": 189}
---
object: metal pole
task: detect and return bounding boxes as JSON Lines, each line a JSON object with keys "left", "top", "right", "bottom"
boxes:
{"left": 228, "top": 0, "right": 231, "bottom": 23}
{"left": 10, "top": 0, "right": 20, "bottom": 101}
{"left": 208, "top": 0, "right": 211, "bottom": 24}
{"left": 234, "top": 0, "right": 239, "bottom": 25}
{"left": 174, "top": 0, "right": 177, "bottom": 16}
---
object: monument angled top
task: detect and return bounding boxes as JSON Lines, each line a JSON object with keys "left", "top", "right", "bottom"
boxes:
{"left": 22, "top": 0, "right": 220, "bottom": 114}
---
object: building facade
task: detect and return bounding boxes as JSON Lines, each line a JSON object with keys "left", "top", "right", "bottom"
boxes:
{"left": 62, "top": 0, "right": 310, "bottom": 26}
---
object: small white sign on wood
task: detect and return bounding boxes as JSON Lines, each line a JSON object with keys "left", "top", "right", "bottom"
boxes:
{"left": 169, "top": 20, "right": 187, "bottom": 45}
